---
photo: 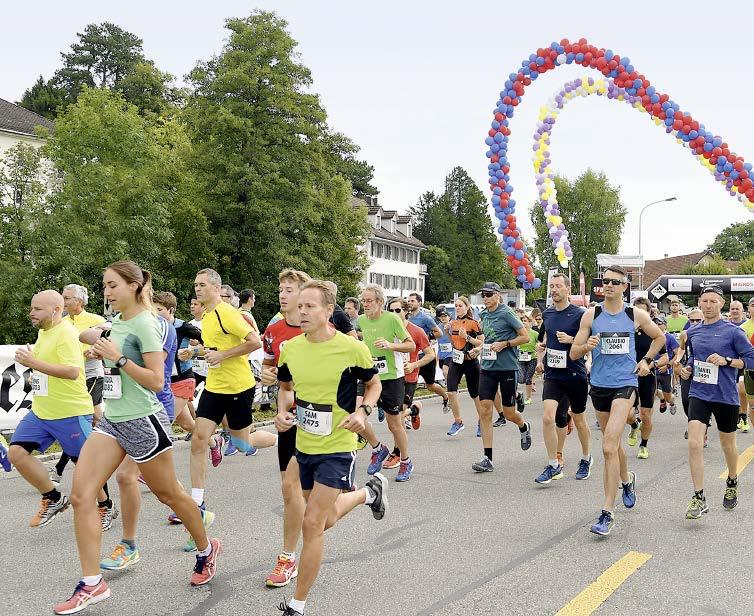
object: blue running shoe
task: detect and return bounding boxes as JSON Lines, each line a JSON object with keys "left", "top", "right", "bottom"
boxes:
{"left": 471, "top": 456, "right": 494, "bottom": 472}
{"left": 0, "top": 434, "right": 11, "bottom": 472}
{"left": 534, "top": 464, "right": 563, "bottom": 485}
{"left": 575, "top": 456, "right": 593, "bottom": 480}
{"left": 225, "top": 441, "right": 238, "bottom": 457}
{"left": 395, "top": 459, "right": 413, "bottom": 482}
{"left": 590, "top": 510, "right": 614, "bottom": 536}
{"left": 378, "top": 406, "right": 385, "bottom": 422}
{"left": 447, "top": 422, "right": 465, "bottom": 437}
{"left": 476, "top": 422, "right": 481, "bottom": 437}
{"left": 367, "top": 444, "right": 390, "bottom": 475}
{"left": 622, "top": 471, "right": 637, "bottom": 508}
{"left": 245, "top": 446, "right": 258, "bottom": 456}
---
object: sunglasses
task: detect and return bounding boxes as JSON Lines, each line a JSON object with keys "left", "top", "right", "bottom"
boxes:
{"left": 480, "top": 291, "right": 496, "bottom": 298}
{"left": 221, "top": 295, "right": 232, "bottom": 299}
{"left": 602, "top": 278, "right": 625, "bottom": 286}
{"left": 689, "top": 318, "right": 702, "bottom": 323}
{"left": 388, "top": 307, "right": 405, "bottom": 313}
{"left": 700, "top": 285, "right": 724, "bottom": 296}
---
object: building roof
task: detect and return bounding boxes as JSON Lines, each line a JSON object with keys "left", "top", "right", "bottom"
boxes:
{"left": 350, "top": 196, "right": 426, "bottom": 249}
{"left": 0, "top": 98, "right": 54, "bottom": 137}
{"left": 643, "top": 250, "right": 739, "bottom": 286}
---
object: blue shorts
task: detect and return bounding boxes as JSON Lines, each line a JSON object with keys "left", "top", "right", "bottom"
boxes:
{"left": 296, "top": 451, "right": 356, "bottom": 491}
{"left": 11, "top": 411, "right": 93, "bottom": 457}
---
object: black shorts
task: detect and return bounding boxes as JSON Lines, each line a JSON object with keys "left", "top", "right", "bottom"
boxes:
{"left": 744, "top": 370, "right": 754, "bottom": 397}
{"left": 297, "top": 451, "right": 356, "bottom": 491}
{"left": 378, "top": 378, "right": 405, "bottom": 415}
{"left": 447, "top": 358, "right": 481, "bottom": 398}
{"left": 589, "top": 385, "right": 638, "bottom": 413}
{"left": 542, "top": 378, "right": 588, "bottom": 413}
{"left": 688, "top": 397, "right": 738, "bottom": 433}
{"left": 404, "top": 381, "right": 418, "bottom": 407}
{"left": 196, "top": 387, "right": 255, "bottom": 430}
{"left": 518, "top": 360, "right": 536, "bottom": 385}
{"left": 656, "top": 371, "right": 672, "bottom": 393}
{"left": 440, "top": 357, "right": 453, "bottom": 369}
{"left": 87, "top": 377, "right": 104, "bottom": 406}
{"left": 479, "top": 370, "right": 517, "bottom": 406}
{"left": 278, "top": 423, "right": 297, "bottom": 472}
{"left": 419, "top": 361, "right": 436, "bottom": 385}
{"left": 637, "top": 374, "right": 656, "bottom": 409}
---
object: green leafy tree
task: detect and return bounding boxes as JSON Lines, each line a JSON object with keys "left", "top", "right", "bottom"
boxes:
{"left": 736, "top": 254, "right": 754, "bottom": 275}
{"left": 18, "top": 76, "right": 67, "bottom": 120}
{"left": 682, "top": 258, "right": 731, "bottom": 275}
{"left": 182, "top": 11, "right": 370, "bottom": 320}
{"left": 321, "top": 131, "right": 378, "bottom": 200}
{"left": 708, "top": 221, "right": 754, "bottom": 260}
{"left": 114, "top": 61, "right": 184, "bottom": 116}
{"left": 530, "top": 169, "right": 626, "bottom": 285}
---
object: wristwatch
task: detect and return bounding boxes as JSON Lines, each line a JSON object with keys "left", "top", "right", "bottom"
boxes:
{"left": 358, "top": 404, "right": 373, "bottom": 416}
{"left": 725, "top": 357, "right": 733, "bottom": 366}
{"left": 115, "top": 355, "right": 128, "bottom": 368}
{"left": 642, "top": 356, "right": 653, "bottom": 365}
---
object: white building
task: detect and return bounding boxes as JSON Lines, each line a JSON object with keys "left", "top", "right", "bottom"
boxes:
{"left": 0, "top": 98, "right": 53, "bottom": 155}
{"left": 351, "top": 196, "right": 427, "bottom": 297}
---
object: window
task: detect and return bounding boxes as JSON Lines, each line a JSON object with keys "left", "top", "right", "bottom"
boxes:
{"left": 400, "top": 247, "right": 406, "bottom": 262}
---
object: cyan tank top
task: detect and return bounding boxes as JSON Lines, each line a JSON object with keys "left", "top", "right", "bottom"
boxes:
{"left": 590, "top": 302, "right": 637, "bottom": 388}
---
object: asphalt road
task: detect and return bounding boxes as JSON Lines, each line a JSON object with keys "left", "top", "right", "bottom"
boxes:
{"left": 2, "top": 393, "right": 753, "bottom": 616}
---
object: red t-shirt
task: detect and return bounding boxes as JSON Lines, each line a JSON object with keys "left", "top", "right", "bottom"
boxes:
{"left": 404, "top": 321, "right": 430, "bottom": 384}
{"left": 263, "top": 319, "right": 302, "bottom": 364}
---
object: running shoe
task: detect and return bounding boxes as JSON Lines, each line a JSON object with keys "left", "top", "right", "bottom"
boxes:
{"left": 724, "top": 478, "right": 738, "bottom": 510}
{"left": 411, "top": 408, "right": 421, "bottom": 431}
{"left": 395, "top": 459, "right": 414, "bottom": 482}
{"left": 100, "top": 541, "right": 140, "bottom": 570}
{"left": 209, "top": 434, "right": 225, "bottom": 467}
{"left": 377, "top": 406, "right": 385, "bottom": 422}
{"left": 383, "top": 453, "right": 400, "bottom": 470}
{"left": 516, "top": 392, "right": 525, "bottom": 413}
{"left": 621, "top": 471, "right": 637, "bottom": 508}
{"left": 659, "top": 401, "right": 667, "bottom": 414}
{"left": 685, "top": 494, "right": 709, "bottom": 519}
{"left": 447, "top": 422, "right": 465, "bottom": 436}
{"left": 30, "top": 495, "right": 69, "bottom": 528}
{"left": 442, "top": 397, "right": 450, "bottom": 414}
{"left": 167, "top": 512, "right": 182, "bottom": 525}
{"left": 556, "top": 452, "right": 564, "bottom": 469}
{"left": 99, "top": 503, "right": 119, "bottom": 532}
{"left": 741, "top": 418, "right": 751, "bottom": 433}
{"left": 637, "top": 446, "right": 649, "bottom": 460}
{"left": 493, "top": 415, "right": 507, "bottom": 427}
{"left": 245, "top": 445, "right": 259, "bottom": 456}
{"left": 365, "top": 472, "right": 389, "bottom": 520}
{"left": 53, "top": 579, "right": 110, "bottom": 615}
{"left": 575, "top": 456, "right": 593, "bottom": 480}
{"left": 476, "top": 422, "right": 481, "bottom": 437}
{"left": 520, "top": 422, "right": 532, "bottom": 451}
{"left": 534, "top": 464, "right": 563, "bottom": 485}
{"left": 0, "top": 435, "right": 12, "bottom": 472}
{"left": 524, "top": 398, "right": 532, "bottom": 405}
{"left": 404, "top": 416, "right": 412, "bottom": 430}
{"left": 190, "top": 537, "right": 222, "bottom": 586}
{"left": 471, "top": 456, "right": 494, "bottom": 472}
{"left": 669, "top": 402, "right": 677, "bottom": 415}
{"left": 277, "top": 603, "right": 303, "bottom": 616}
{"left": 265, "top": 554, "right": 298, "bottom": 588}
{"left": 367, "top": 444, "right": 390, "bottom": 475}
{"left": 590, "top": 510, "right": 614, "bottom": 536}
{"left": 183, "top": 504, "right": 216, "bottom": 552}
{"left": 225, "top": 440, "right": 239, "bottom": 456}
{"left": 627, "top": 421, "right": 642, "bottom": 447}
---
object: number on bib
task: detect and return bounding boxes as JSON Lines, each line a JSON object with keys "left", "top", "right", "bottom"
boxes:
{"left": 296, "top": 400, "right": 333, "bottom": 436}
{"left": 600, "top": 332, "right": 630, "bottom": 355}
{"left": 693, "top": 360, "right": 719, "bottom": 385}
{"left": 103, "top": 368, "right": 122, "bottom": 400}
{"left": 452, "top": 348, "right": 464, "bottom": 364}
{"left": 481, "top": 344, "right": 497, "bottom": 361}
{"left": 547, "top": 349, "right": 567, "bottom": 368}
{"left": 31, "top": 372, "right": 48, "bottom": 397}
{"left": 439, "top": 343, "right": 452, "bottom": 354}
{"left": 373, "top": 356, "right": 388, "bottom": 375}
{"left": 519, "top": 351, "right": 533, "bottom": 362}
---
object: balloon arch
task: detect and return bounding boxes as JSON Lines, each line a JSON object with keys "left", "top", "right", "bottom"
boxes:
{"left": 484, "top": 37, "right": 754, "bottom": 290}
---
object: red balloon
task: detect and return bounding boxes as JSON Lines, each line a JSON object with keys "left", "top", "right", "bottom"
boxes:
{"left": 508, "top": 222, "right": 517, "bottom": 231}
{"left": 506, "top": 214, "right": 515, "bottom": 222}
{"left": 514, "top": 240, "right": 523, "bottom": 249}
{"left": 526, "top": 273, "right": 535, "bottom": 282}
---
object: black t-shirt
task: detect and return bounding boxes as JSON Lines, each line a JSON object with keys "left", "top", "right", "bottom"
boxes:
{"left": 330, "top": 304, "right": 355, "bottom": 335}
{"left": 539, "top": 304, "right": 587, "bottom": 381}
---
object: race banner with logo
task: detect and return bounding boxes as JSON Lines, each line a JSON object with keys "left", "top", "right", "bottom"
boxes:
{"left": 0, "top": 345, "right": 33, "bottom": 430}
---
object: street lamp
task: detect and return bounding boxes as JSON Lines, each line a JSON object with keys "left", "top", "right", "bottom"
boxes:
{"left": 638, "top": 196, "right": 677, "bottom": 256}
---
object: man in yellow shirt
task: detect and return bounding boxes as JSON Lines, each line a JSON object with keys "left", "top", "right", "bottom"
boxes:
{"left": 8, "top": 290, "right": 94, "bottom": 528}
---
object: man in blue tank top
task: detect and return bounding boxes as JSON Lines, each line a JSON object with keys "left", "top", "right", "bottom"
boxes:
{"left": 571, "top": 266, "right": 665, "bottom": 536}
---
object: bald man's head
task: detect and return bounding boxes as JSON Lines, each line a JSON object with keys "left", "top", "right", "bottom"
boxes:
{"left": 30, "top": 290, "right": 64, "bottom": 330}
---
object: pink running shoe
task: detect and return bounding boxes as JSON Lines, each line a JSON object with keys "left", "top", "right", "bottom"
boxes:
{"left": 265, "top": 554, "right": 298, "bottom": 587}
{"left": 190, "top": 537, "right": 222, "bottom": 586}
{"left": 53, "top": 579, "right": 110, "bottom": 614}
{"left": 209, "top": 435, "right": 225, "bottom": 468}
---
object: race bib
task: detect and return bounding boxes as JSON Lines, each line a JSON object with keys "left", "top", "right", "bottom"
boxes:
{"left": 192, "top": 358, "right": 208, "bottom": 374}
{"left": 452, "top": 348, "right": 465, "bottom": 364}
{"left": 519, "top": 351, "right": 533, "bottom": 362}
{"left": 600, "top": 332, "right": 630, "bottom": 355}
{"left": 103, "top": 368, "right": 122, "bottom": 400}
{"left": 693, "top": 360, "right": 719, "bottom": 385}
{"left": 31, "top": 372, "right": 48, "bottom": 397}
{"left": 373, "top": 356, "right": 388, "bottom": 374}
{"left": 481, "top": 344, "right": 497, "bottom": 361}
{"left": 439, "top": 343, "right": 452, "bottom": 354}
{"left": 547, "top": 349, "right": 567, "bottom": 368}
{"left": 296, "top": 399, "right": 333, "bottom": 436}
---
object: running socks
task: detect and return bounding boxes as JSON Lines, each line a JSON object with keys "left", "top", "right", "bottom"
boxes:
{"left": 282, "top": 550, "right": 296, "bottom": 561}
{"left": 122, "top": 539, "right": 136, "bottom": 550}
{"left": 640, "top": 439, "right": 648, "bottom": 447}
{"left": 82, "top": 574, "right": 102, "bottom": 586}
{"left": 98, "top": 498, "right": 113, "bottom": 510}
{"left": 371, "top": 441, "right": 382, "bottom": 450}
{"left": 191, "top": 489, "right": 204, "bottom": 506}
{"left": 229, "top": 436, "right": 257, "bottom": 454}
{"left": 484, "top": 447, "right": 492, "bottom": 461}
{"left": 42, "top": 488, "right": 61, "bottom": 503}
{"left": 197, "top": 543, "right": 212, "bottom": 558}
{"left": 289, "top": 598, "right": 306, "bottom": 614}
{"left": 630, "top": 421, "right": 640, "bottom": 430}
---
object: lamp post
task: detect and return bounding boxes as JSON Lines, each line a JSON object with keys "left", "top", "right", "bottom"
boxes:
{"left": 638, "top": 196, "right": 678, "bottom": 256}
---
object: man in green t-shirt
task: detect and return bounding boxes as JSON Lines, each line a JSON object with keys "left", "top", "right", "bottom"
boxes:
{"left": 665, "top": 295, "right": 688, "bottom": 335}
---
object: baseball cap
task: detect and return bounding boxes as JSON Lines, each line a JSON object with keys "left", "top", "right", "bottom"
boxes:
{"left": 699, "top": 284, "right": 724, "bottom": 298}
{"left": 748, "top": 297, "right": 754, "bottom": 306}
{"left": 479, "top": 282, "right": 502, "bottom": 293}
{"left": 435, "top": 306, "right": 448, "bottom": 317}
{"left": 666, "top": 295, "right": 681, "bottom": 303}
{"left": 652, "top": 315, "right": 666, "bottom": 325}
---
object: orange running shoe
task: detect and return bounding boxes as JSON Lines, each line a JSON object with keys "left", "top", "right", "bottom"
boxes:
{"left": 383, "top": 453, "right": 400, "bottom": 470}
{"left": 265, "top": 554, "right": 298, "bottom": 587}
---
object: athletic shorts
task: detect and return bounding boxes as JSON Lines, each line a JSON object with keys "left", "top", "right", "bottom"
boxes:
{"left": 296, "top": 451, "right": 356, "bottom": 491}
{"left": 196, "top": 387, "right": 255, "bottom": 430}
{"left": 688, "top": 397, "right": 738, "bottom": 433}
{"left": 279, "top": 422, "right": 297, "bottom": 472}
{"left": 518, "top": 360, "right": 536, "bottom": 385}
{"left": 94, "top": 411, "right": 173, "bottom": 463}
{"left": 440, "top": 357, "right": 453, "bottom": 369}
{"left": 170, "top": 378, "right": 196, "bottom": 401}
{"left": 542, "top": 378, "right": 588, "bottom": 414}
{"left": 194, "top": 373, "right": 206, "bottom": 388}
{"left": 479, "top": 370, "right": 517, "bottom": 406}
{"left": 656, "top": 371, "right": 672, "bottom": 394}
{"left": 589, "top": 385, "right": 638, "bottom": 413}
{"left": 745, "top": 371, "right": 754, "bottom": 397}
{"left": 637, "top": 374, "right": 656, "bottom": 409}
{"left": 378, "top": 378, "right": 405, "bottom": 416}
{"left": 404, "top": 381, "right": 418, "bottom": 407}
{"left": 86, "top": 377, "right": 103, "bottom": 406}
{"left": 11, "top": 411, "right": 92, "bottom": 457}
{"left": 419, "top": 361, "right": 436, "bottom": 385}
{"left": 447, "top": 358, "right": 480, "bottom": 398}
{"left": 556, "top": 396, "right": 571, "bottom": 428}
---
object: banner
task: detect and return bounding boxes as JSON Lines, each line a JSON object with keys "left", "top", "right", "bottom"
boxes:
{"left": 0, "top": 345, "right": 32, "bottom": 430}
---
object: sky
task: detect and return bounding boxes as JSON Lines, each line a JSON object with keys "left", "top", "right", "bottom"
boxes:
{"left": 2, "top": 1, "right": 754, "bottom": 263}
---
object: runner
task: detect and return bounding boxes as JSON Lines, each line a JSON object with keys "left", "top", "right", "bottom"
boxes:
{"left": 742, "top": 298, "right": 754, "bottom": 428}
{"left": 275, "top": 280, "right": 387, "bottom": 616}
{"left": 666, "top": 295, "right": 689, "bottom": 335}
{"left": 444, "top": 297, "right": 483, "bottom": 436}
{"left": 407, "top": 292, "right": 449, "bottom": 410}
{"left": 534, "top": 273, "right": 592, "bottom": 484}
{"left": 472, "top": 282, "right": 532, "bottom": 473}
{"left": 433, "top": 307, "right": 454, "bottom": 403}
{"left": 9, "top": 290, "right": 96, "bottom": 529}
{"left": 358, "top": 284, "right": 415, "bottom": 481}
{"left": 681, "top": 284, "right": 754, "bottom": 519}
{"left": 570, "top": 265, "right": 665, "bottom": 535}
{"left": 55, "top": 262, "right": 220, "bottom": 614}
{"left": 518, "top": 313, "right": 538, "bottom": 405}
{"left": 673, "top": 309, "right": 704, "bottom": 439}
{"left": 729, "top": 300, "right": 752, "bottom": 432}
{"left": 239, "top": 289, "right": 259, "bottom": 333}
{"left": 344, "top": 297, "right": 362, "bottom": 338}
{"left": 654, "top": 316, "right": 679, "bottom": 415}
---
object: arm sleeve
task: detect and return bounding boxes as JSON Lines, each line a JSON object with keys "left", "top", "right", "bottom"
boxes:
{"left": 140, "top": 315, "right": 165, "bottom": 354}
{"left": 262, "top": 327, "right": 275, "bottom": 360}
{"left": 417, "top": 329, "right": 430, "bottom": 352}
{"left": 505, "top": 310, "right": 524, "bottom": 331}
{"left": 226, "top": 308, "right": 253, "bottom": 340}
{"left": 58, "top": 332, "right": 85, "bottom": 368}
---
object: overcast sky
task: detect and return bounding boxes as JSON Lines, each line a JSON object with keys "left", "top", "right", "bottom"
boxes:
{"left": 3, "top": 1, "right": 753, "bottom": 263}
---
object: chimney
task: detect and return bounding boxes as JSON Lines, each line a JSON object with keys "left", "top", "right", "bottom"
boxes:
{"left": 372, "top": 197, "right": 378, "bottom": 207}
{"left": 664, "top": 254, "right": 668, "bottom": 259}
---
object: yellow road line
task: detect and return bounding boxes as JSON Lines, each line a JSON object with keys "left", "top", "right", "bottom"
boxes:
{"left": 719, "top": 444, "right": 754, "bottom": 479}
{"left": 555, "top": 551, "right": 652, "bottom": 616}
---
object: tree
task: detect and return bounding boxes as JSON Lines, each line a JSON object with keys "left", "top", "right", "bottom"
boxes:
{"left": 410, "top": 167, "right": 512, "bottom": 302}
{"left": 708, "top": 221, "right": 754, "bottom": 260}
{"left": 682, "top": 258, "right": 731, "bottom": 276}
{"left": 114, "top": 61, "right": 184, "bottom": 116}
{"left": 182, "top": 11, "right": 370, "bottom": 319}
{"left": 321, "top": 131, "right": 378, "bottom": 200}
{"left": 18, "top": 76, "right": 66, "bottom": 120}
{"left": 736, "top": 254, "right": 754, "bottom": 275}
{"left": 530, "top": 169, "right": 626, "bottom": 285}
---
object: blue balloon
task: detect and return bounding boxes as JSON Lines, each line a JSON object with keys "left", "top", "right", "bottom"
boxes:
{"left": 605, "top": 49, "right": 614, "bottom": 60}
{"left": 533, "top": 278, "right": 542, "bottom": 289}
{"left": 517, "top": 274, "right": 527, "bottom": 282}
{"left": 506, "top": 246, "right": 515, "bottom": 255}
{"left": 518, "top": 266, "right": 526, "bottom": 274}
{"left": 515, "top": 250, "right": 524, "bottom": 259}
